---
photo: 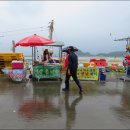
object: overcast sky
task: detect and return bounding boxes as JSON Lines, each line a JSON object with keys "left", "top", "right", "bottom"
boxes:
{"left": 0, "top": 1, "right": 130, "bottom": 55}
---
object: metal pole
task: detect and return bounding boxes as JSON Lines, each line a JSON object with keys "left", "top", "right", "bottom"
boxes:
{"left": 32, "top": 46, "right": 33, "bottom": 65}
{"left": 59, "top": 47, "right": 60, "bottom": 60}
{"left": 34, "top": 46, "right": 36, "bottom": 61}
{"left": 60, "top": 46, "right": 62, "bottom": 63}
{"left": 12, "top": 40, "right": 15, "bottom": 53}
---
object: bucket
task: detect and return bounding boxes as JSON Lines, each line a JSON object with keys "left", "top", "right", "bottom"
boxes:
{"left": 83, "top": 62, "right": 90, "bottom": 67}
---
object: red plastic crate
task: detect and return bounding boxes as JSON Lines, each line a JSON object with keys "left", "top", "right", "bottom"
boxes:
{"left": 12, "top": 61, "right": 24, "bottom": 69}
{"left": 90, "top": 58, "right": 107, "bottom": 67}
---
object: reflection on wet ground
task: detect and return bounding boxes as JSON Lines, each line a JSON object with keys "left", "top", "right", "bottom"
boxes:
{"left": 0, "top": 73, "right": 130, "bottom": 129}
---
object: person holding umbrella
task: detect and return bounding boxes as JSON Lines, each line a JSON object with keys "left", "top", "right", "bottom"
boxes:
{"left": 62, "top": 46, "right": 78, "bottom": 69}
{"left": 62, "top": 46, "right": 83, "bottom": 94}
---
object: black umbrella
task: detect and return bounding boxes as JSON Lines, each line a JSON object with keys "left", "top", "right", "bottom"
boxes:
{"left": 62, "top": 46, "right": 78, "bottom": 52}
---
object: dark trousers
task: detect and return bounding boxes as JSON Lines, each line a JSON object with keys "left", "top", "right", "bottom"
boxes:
{"left": 65, "top": 68, "right": 82, "bottom": 91}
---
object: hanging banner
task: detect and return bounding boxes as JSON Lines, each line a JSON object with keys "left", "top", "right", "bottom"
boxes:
{"left": 71, "top": 67, "right": 99, "bottom": 81}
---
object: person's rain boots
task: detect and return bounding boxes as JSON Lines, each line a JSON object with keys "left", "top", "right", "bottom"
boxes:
{"left": 79, "top": 87, "right": 83, "bottom": 94}
{"left": 62, "top": 88, "right": 69, "bottom": 92}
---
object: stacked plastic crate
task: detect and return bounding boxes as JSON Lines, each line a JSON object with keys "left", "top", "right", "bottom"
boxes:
{"left": 0, "top": 53, "right": 24, "bottom": 75}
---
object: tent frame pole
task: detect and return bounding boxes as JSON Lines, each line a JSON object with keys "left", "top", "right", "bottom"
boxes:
{"left": 32, "top": 46, "right": 33, "bottom": 65}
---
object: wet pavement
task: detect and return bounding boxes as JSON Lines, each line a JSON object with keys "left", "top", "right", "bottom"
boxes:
{"left": 0, "top": 73, "right": 130, "bottom": 129}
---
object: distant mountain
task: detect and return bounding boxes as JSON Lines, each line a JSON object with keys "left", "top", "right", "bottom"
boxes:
{"left": 75, "top": 50, "right": 126, "bottom": 57}
{"left": 96, "top": 51, "right": 126, "bottom": 57}
{"left": 75, "top": 49, "right": 92, "bottom": 56}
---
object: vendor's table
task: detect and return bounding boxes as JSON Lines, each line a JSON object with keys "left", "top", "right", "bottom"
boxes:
{"left": 2, "top": 68, "right": 26, "bottom": 82}
{"left": 33, "top": 64, "right": 61, "bottom": 81}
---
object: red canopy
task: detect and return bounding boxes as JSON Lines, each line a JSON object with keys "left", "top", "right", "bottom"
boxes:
{"left": 15, "top": 34, "right": 55, "bottom": 47}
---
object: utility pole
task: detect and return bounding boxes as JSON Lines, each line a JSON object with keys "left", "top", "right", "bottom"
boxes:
{"left": 48, "top": 20, "right": 54, "bottom": 40}
{"left": 48, "top": 20, "right": 54, "bottom": 56}
{"left": 12, "top": 40, "right": 15, "bottom": 53}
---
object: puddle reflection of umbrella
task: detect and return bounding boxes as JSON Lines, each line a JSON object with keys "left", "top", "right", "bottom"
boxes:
{"left": 15, "top": 34, "right": 55, "bottom": 64}
{"left": 62, "top": 46, "right": 78, "bottom": 52}
{"left": 18, "top": 99, "right": 61, "bottom": 120}
{"left": 18, "top": 100, "right": 53, "bottom": 119}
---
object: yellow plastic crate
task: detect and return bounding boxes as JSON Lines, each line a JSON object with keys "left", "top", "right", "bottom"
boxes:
{"left": 0, "top": 53, "right": 24, "bottom": 61}
{"left": 4, "top": 62, "right": 11, "bottom": 68}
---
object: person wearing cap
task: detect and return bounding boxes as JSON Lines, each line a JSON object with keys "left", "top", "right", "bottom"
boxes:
{"left": 62, "top": 46, "right": 83, "bottom": 94}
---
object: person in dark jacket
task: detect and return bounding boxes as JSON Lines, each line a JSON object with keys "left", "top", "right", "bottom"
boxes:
{"left": 62, "top": 46, "right": 83, "bottom": 94}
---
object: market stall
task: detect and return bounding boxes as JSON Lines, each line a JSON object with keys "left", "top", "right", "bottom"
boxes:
{"left": 33, "top": 43, "right": 64, "bottom": 81}
{"left": 15, "top": 34, "right": 64, "bottom": 81}
{"left": 2, "top": 68, "right": 26, "bottom": 82}
{"left": 2, "top": 60, "right": 26, "bottom": 82}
